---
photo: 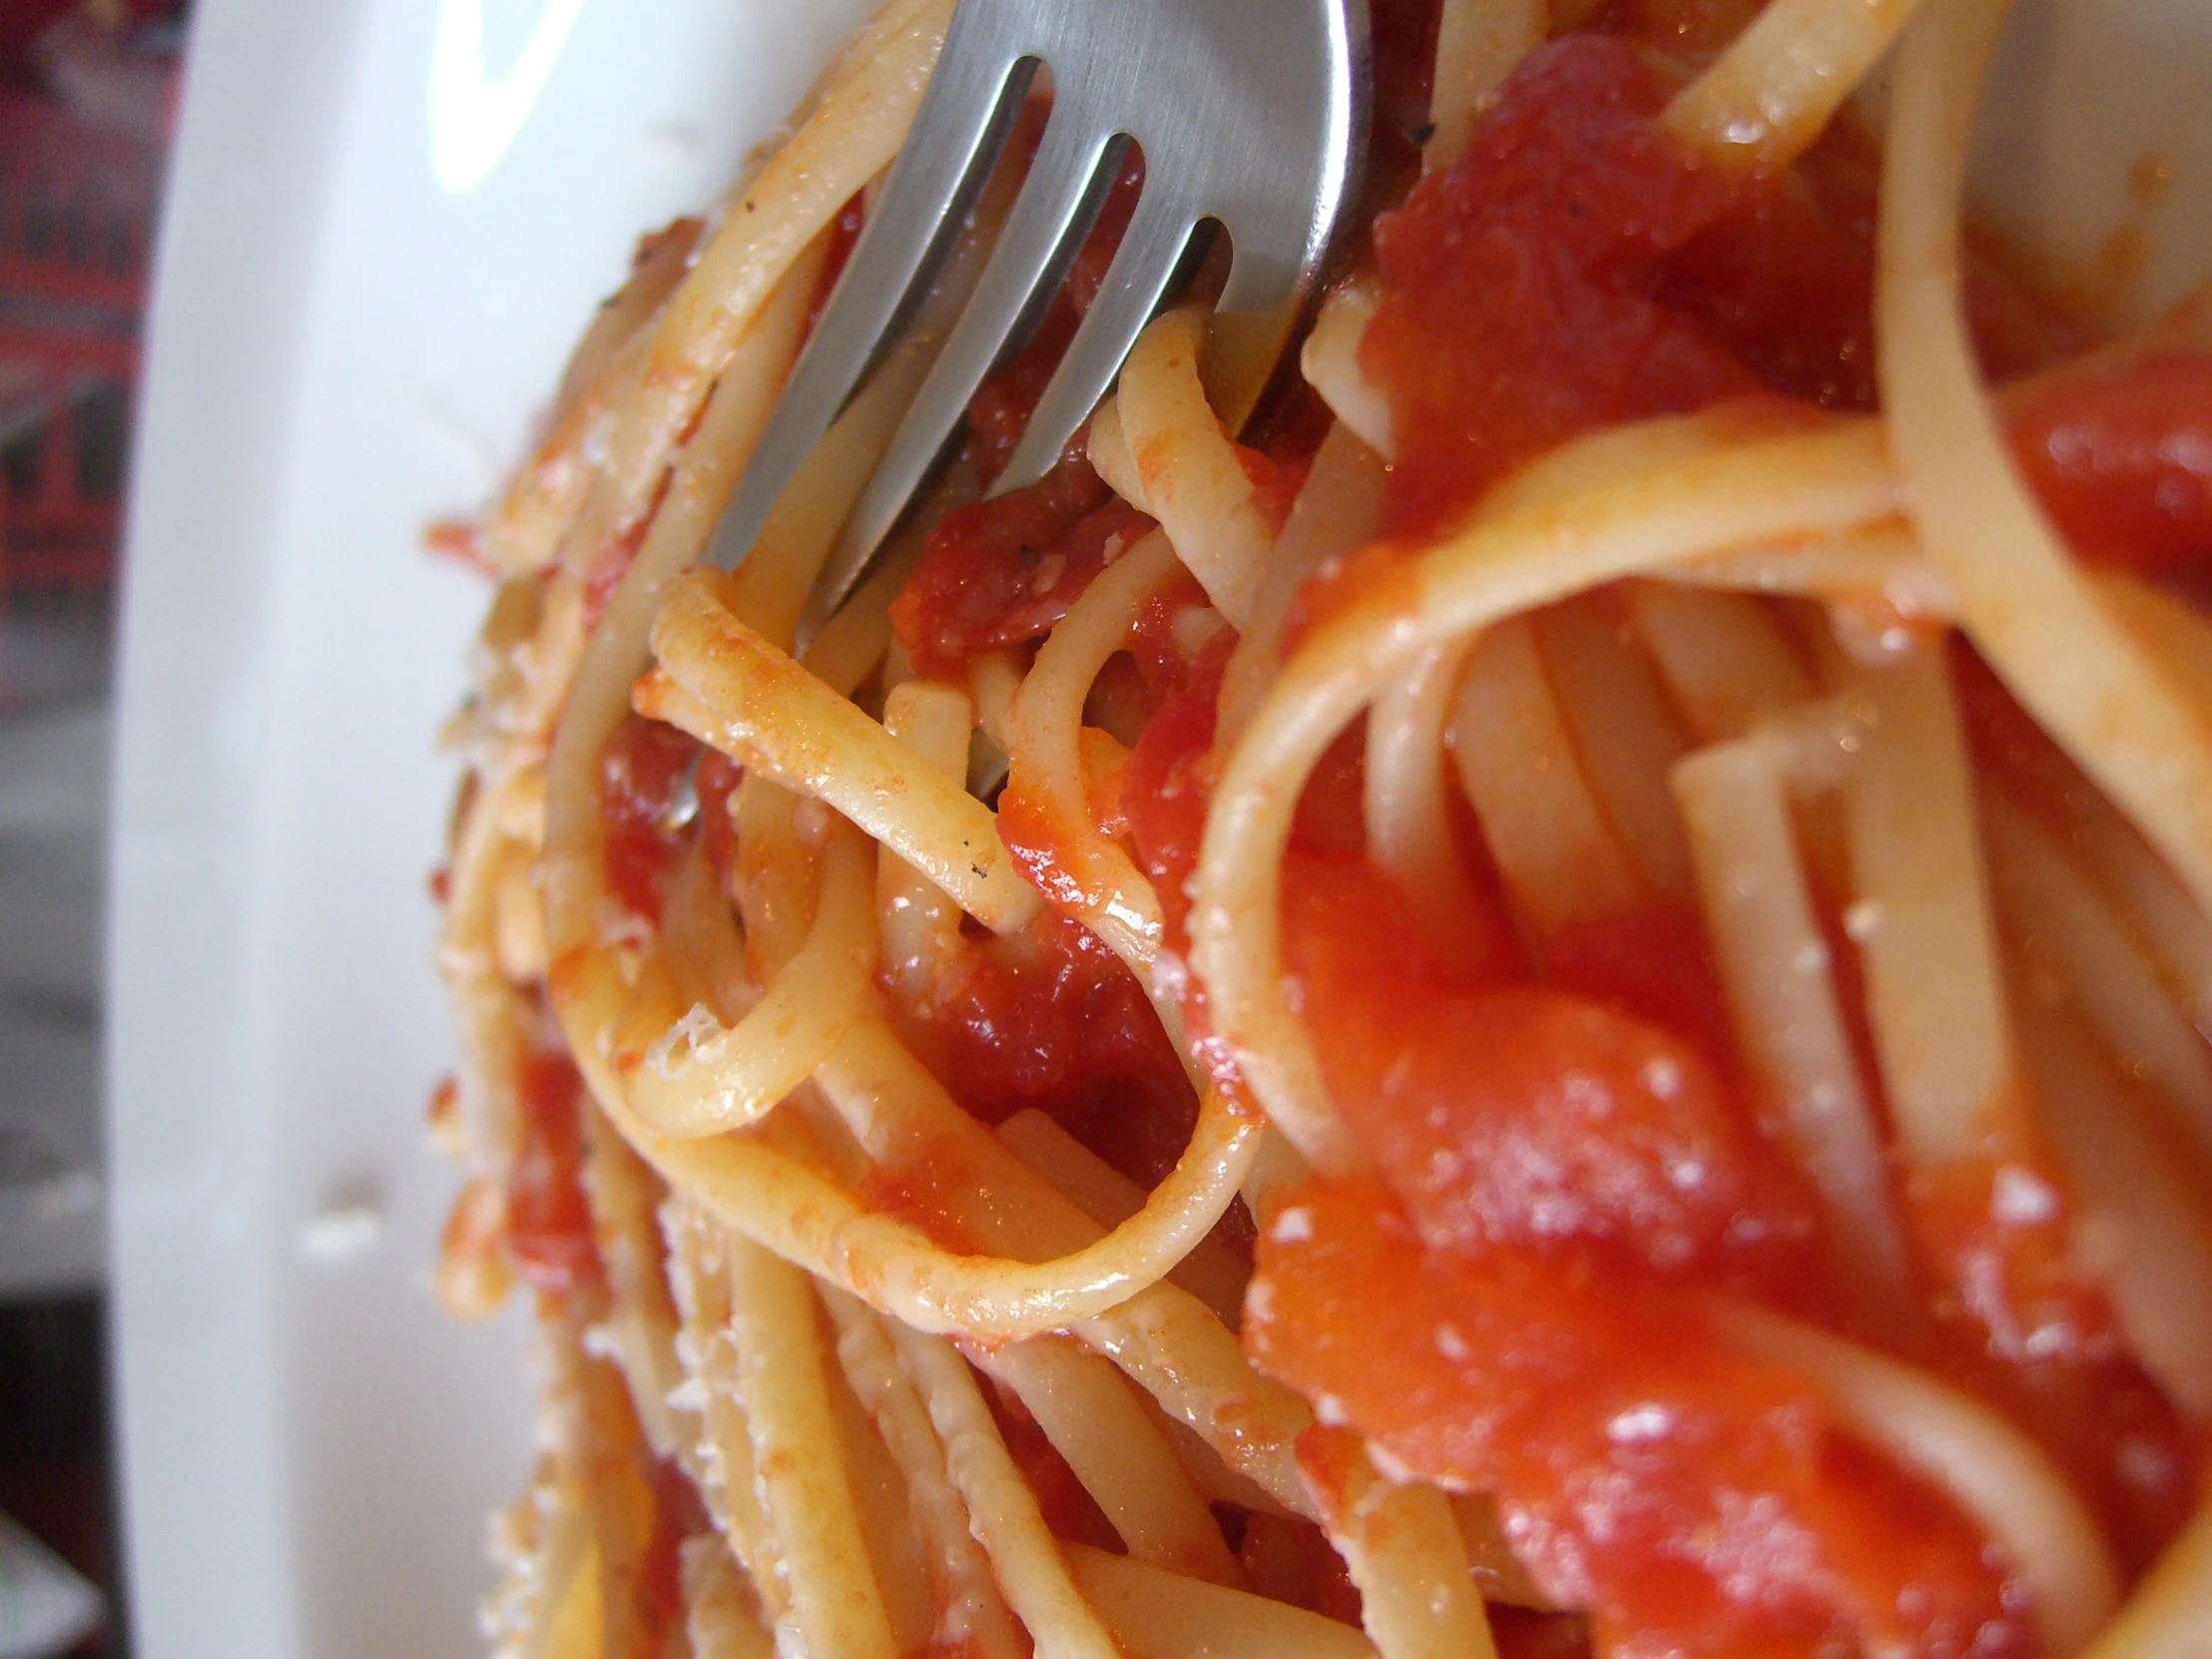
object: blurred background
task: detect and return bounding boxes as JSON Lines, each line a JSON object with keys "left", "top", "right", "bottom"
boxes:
{"left": 0, "top": 2, "right": 187, "bottom": 1654}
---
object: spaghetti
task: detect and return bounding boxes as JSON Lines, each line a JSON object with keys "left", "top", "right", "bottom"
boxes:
{"left": 431, "top": 0, "right": 2212, "bottom": 1654}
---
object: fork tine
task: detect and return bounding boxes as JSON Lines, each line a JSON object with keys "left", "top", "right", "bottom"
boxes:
{"left": 801, "top": 114, "right": 1132, "bottom": 625}
{"left": 992, "top": 185, "right": 1198, "bottom": 494}
{"left": 702, "top": 21, "right": 1032, "bottom": 573}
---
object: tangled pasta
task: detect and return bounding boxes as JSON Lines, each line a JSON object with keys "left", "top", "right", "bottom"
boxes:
{"left": 432, "top": 1, "right": 2212, "bottom": 1655}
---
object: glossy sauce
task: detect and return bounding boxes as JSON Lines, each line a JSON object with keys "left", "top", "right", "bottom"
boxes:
{"left": 1281, "top": 851, "right": 1819, "bottom": 1290}
{"left": 1250, "top": 1180, "right": 2029, "bottom": 1659}
{"left": 1361, "top": 37, "right": 1759, "bottom": 538}
{"left": 888, "top": 908, "right": 1196, "bottom": 1188}
{"left": 889, "top": 139, "right": 1154, "bottom": 678}
{"left": 505, "top": 1045, "right": 607, "bottom": 1299}
{"left": 598, "top": 713, "right": 701, "bottom": 924}
{"left": 638, "top": 1454, "right": 710, "bottom": 1643}
{"left": 2007, "top": 353, "right": 2212, "bottom": 590}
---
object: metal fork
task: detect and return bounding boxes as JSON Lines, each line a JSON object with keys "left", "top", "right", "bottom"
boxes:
{"left": 702, "top": 0, "right": 1371, "bottom": 637}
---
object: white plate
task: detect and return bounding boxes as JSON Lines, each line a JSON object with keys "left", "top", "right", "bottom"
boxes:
{"left": 109, "top": 0, "right": 869, "bottom": 1653}
{"left": 108, "top": 3, "right": 2212, "bottom": 1657}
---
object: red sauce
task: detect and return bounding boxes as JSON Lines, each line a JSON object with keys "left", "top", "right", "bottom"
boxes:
{"left": 1281, "top": 851, "right": 1818, "bottom": 1288}
{"left": 890, "top": 481, "right": 1151, "bottom": 677}
{"left": 2006, "top": 353, "right": 2212, "bottom": 588}
{"left": 1361, "top": 37, "right": 1759, "bottom": 538}
{"left": 1491, "top": 1605, "right": 1598, "bottom": 1659}
{"left": 856, "top": 1133, "right": 988, "bottom": 1256}
{"left": 1946, "top": 651, "right": 2201, "bottom": 1563}
{"left": 1544, "top": 902, "right": 1735, "bottom": 1077}
{"left": 890, "top": 909, "right": 1198, "bottom": 1185}
{"left": 580, "top": 506, "right": 654, "bottom": 632}
{"left": 422, "top": 516, "right": 490, "bottom": 576}
{"left": 1658, "top": 157, "right": 1878, "bottom": 411}
{"left": 968, "top": 133, "right": 1146, "bottom": 486}
{"left": 637, "top": 1454, "right": 710, "bottom": 1643}
{"left": 1249, "top": 1180, "right": 2030, "bottom": 1659}
{"left": 888, "top": 131, "right": 1154, "bottom": 681}
{"left": 1914, "top": 1161, "right": 2196, "bottom": 1571}
{"left": 505, "top": 1046, "right": 606, "bottom": 1299}
{"left": 1370, "top": 0, "right": 1443, "bottom": 160}
{"left": 810, "top": 194, "right": 866, "bottom": 335}
{"left": 1116, "top": 655, "right": 1224, "bottom": 946}
{"left": 599, "top": 714, "right": 700, "bottom": 924}
{"left": 695, "top": 748, "right": 744, "bottom": 881}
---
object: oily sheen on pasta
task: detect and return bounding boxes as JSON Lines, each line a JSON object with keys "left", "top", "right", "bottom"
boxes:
{"left": 430, "top": 1, "right": 2212, "bottom": 1655}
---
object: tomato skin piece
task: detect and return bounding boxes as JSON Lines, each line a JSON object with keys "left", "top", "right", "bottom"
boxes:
{"left": 1247, "top": 1180, "right": 2030, "bottom": 1659}
{"left": 2006, "top": 352, "right": 2212, "bottom": 586}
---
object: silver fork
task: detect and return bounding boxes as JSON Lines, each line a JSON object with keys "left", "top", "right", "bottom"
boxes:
{"left": 701, "top": 0, "right": 1371, "bottom": 637}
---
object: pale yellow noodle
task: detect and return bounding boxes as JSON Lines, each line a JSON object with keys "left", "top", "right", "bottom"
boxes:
{"left": 1995, "top": 829, "right": 2212, "bottom": 1423}
{"left": 1833, "top": 634, "right": 2020, "bottom": 1168}
{"left": 582, "top": 0, "right": 952, "bottom": 557}
{"left": 821, "top": 1291, "right": 1028, "bottom": 1659}
{"left": 620, "top": 827, "right": 877, "bottom": 1138}
{"left": 1671, "top": 706, "right": 1921, "bottom": 1342}
{"left": 1320, "top": 1446, "right": 1500, "bottom": 1659}
{"left": 1534, "top": 596, "right": 1697, "bottom": 902}
{"left": 1877, "top": 0, "right": 2212, "bottom": 918}
{"left": 1116, "top": 306, "right": 1275, "bottom": 625}
{"left": 994, "top": 1110, "right": 1250, "bottom": 1329}
{"left": 1981, "top": 789, "right": 2212, "bottom": 1162}
{"left": 662, "top": 1203, "right": 791, "bottom": 1628}
{"left": 1066, "top": 1544, "right": 1381, "bottom": 1659}
{"left": 980, "top": 1336, "right": 1246, "bottom": 1586}
{"left": 1664, "top": 0, "right": 1932, "bottom": 172}
{"left": 1625, "top": 579, "right": 1819, "bottom": 743}
{"left": 643, "top": 578, "right": 1043, "bottom": 934}
{"left": 1426, "top": 0, "right": 1545, "bottom": 169}
{"left": 1218, "top": 420, "right": 1387, "bottom": 746}
{"left": 1365, "top": 640, "right": 1491, "bottom": 977}
{"left": 1299, "top": 280, "right": 1393, "bottom": 459}
{"left": 1450, "top": 614, "right": 1642, "bottom": 940}
{"left": 884, "top": 1322, "right": 1126, "bottom": 1659}
{"left": 722, "top": 1230, "right": 899, "bottom": 1659}
{"left": 1002, "top": 528, "right": 1179, "bottom": 966}
{"left": 877, "top": 681, "right": 974, "bottom": 1015}
{"left": 2078, "top": 1505, "right": 2212, "bottom": 1659}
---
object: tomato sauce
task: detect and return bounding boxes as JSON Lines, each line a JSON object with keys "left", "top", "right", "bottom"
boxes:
{"left": 505, "top": 1045, "right": 607, "bottom": 1299}
{"left": 599, "top": 713, "right": 701, "bottom": 924}
{"left": 1281, "top": 850, "right": 1819, "bottom": 1289}
{"left": 1361, "top": 37, "right": 1762, "bottom": 538}
{"left": 889, "top": 908, "right": 1198, "bottom": 1185}
{"left": 1913, "top": 1161, "right": 2196, "bottom": 1571}
{"left": 888, "top": 130, "right": 1156, "bottom": 680}
{"left": 890, "top": 481, "right": 1151, "bottom": 677}
{"left": 2006, "top": 352, "right": 2212, "bottom": 591}
{"left": 580, "top": 503, "right": 655, "bottom": 633}
{"left": 637, "top": 1454, "right": 710, "bottom": 1644}
{"left": 1249, "top": 1180, "right": 2029, "bottom": 1659}
{"left": 1543, "top": 902, "right": 1735, "bottom": 1072}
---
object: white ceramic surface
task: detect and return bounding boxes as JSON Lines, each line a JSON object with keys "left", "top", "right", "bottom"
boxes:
{"left": 108, "top": 2, "right": 2212, "bottom": 1658}
{"left": 110, "top": 0, "right": 868, "bottom": 1654}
